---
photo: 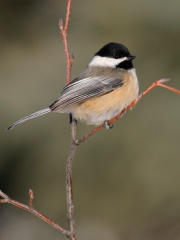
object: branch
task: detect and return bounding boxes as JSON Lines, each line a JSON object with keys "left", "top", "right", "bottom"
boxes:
{"left": 0, "top": 190, "right": 69, "bottom": 236}
{"left": 59, "top": 0, "right": 77, "bottom": 239}
{"left": 66, "top": 117, "right": 77, "bottom": 240}
{"left": 77, "top": 78, "right": 180, "bottom": 144}
{"left": 59, "top": 0, "right": 73, "bottom": 85}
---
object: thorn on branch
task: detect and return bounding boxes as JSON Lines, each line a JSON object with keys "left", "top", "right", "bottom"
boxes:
{"left": 29, "top": 189, "right": 34, "bottom": 208}
{"left": 59, "top": 19, "right": 64, "bottom": 31}
{"left": 0, "top": 190, "right": 9, "bottom": 201}
{"left": 159, "top": 78, "right": 171, "bottom": 83}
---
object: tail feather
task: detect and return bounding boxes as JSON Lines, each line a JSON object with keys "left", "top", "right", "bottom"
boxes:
{"left": 6, "top": 107, "right": 51, "bottom": 130}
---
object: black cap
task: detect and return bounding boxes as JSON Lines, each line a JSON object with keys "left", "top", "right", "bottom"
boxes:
{"left": 95, "top": 42, "right": 131, "bottom": 59}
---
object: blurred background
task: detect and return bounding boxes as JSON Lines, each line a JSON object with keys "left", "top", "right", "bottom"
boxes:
{"left": 0, "top": 0, "right": 180, "bottom": 239}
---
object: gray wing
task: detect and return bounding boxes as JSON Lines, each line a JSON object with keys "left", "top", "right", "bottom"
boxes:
{"left": 50, "top": 76, "right": 123, "bottom": 111}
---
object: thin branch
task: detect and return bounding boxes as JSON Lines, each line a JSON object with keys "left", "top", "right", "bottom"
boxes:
{"left": 64, "top": 0, "right": 72, "bottom": 32}
{"left": 66, "top": 117, "right": 77, "bottom": 240}
{"left": 77, "top": 78, "right": 180, "bottom": 144}
{"left": 0, "top": 190, "right": 69, "bottom": 236}
{"left": 59, "top": 0, "right": 73, "bottom": 85}
{"left": 59, "top": 0, "right": 77, "bottom": 239}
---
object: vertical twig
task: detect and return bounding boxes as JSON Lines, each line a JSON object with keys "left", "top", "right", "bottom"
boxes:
{"left": 59, "top": 0, "right": 73, "bottom": 85}
{"left": 66, "top": 118, "right": 77, "bottom": 240}
{"left": 59, "top": 1, "right": 77, "bottom": 239}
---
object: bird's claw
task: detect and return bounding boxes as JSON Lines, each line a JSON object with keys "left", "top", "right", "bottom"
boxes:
{"left": 104, "top": 120, "right": 113, "bottom": 129}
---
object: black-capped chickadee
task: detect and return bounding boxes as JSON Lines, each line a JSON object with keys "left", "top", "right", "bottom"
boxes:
{"left": 7, "top": 42, "right": 139, "bottom": 130}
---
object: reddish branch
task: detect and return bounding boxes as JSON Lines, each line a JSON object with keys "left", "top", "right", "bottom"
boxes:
{"left": 0, "top": 190, "right": 68, "bottom": 235}
{"left": 59, "top": 0, "right": 77, "bottom": 239}
{"left": 59, "top": 0, "right": 73, "bottom": 85}
{"left": 66, "top": 118, "right": 77, "bottom": 240}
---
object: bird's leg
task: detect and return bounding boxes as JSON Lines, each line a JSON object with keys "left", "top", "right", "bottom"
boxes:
{"left": 69, "top": 113, "right": 77, "bottom": 125}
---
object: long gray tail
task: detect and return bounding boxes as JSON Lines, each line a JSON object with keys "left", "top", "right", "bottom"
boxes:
{"left": 6, "top": 107, "right": 51, "bottom": 130}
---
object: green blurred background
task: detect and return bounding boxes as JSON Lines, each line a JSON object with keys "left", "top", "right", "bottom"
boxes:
{"left": 0, "top": 0, "right": 180, "bottom": 239}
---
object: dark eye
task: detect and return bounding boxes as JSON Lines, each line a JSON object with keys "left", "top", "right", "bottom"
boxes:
{"left": 115, "top": 55, "right": 119, "bottom": 59}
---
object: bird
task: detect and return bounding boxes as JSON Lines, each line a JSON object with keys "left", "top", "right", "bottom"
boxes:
{"left": 7, "top": 42, "right": 139, "bottom": 130}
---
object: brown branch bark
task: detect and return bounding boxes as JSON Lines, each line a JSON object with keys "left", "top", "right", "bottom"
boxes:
{"left": 59, "top": 0, "right": 73, "bottom": 85}
{"left": 59, "top": 0, "right": 77, "bottom": 239}
{"left": 0, "top": 190, "right": 69, "bottom": 235}
{"left": 66, "top": 117, "right": 77, "bottom": 240}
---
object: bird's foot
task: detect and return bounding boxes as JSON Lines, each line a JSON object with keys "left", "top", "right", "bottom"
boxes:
{"left": 103, "top": 120, "right": 113, "bottom": 129}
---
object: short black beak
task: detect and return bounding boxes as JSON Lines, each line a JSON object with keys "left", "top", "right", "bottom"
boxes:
{"left": 128, "top": 55, "right": 136, "bottom": 60}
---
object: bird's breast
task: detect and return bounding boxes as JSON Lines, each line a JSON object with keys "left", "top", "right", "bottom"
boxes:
{"left": 73, "top": 69, "right": 139, "bottom": 125}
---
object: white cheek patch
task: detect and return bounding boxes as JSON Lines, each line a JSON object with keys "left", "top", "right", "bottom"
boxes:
{"left": 89, "top": 56, "right": 128, "bottom": 68}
